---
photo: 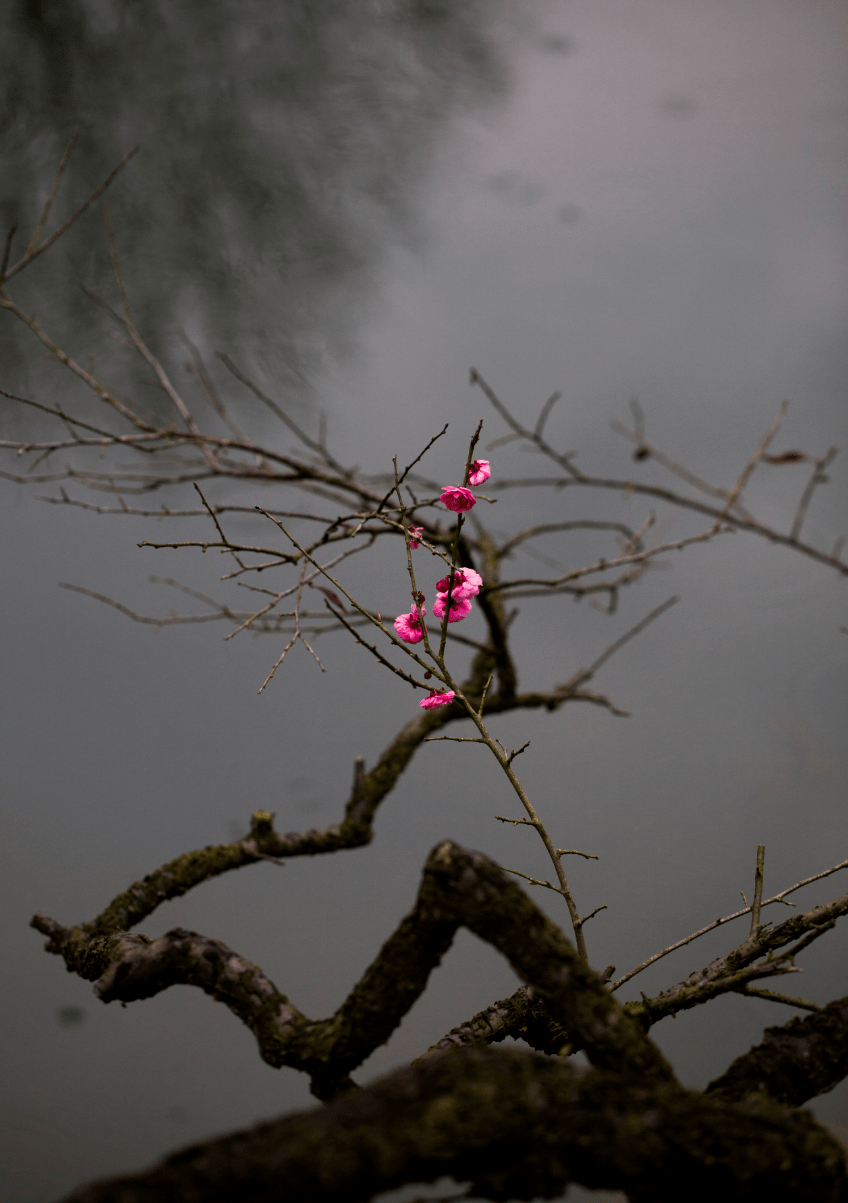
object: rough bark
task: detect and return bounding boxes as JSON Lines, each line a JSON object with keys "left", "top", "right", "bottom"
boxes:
{"left": 707, "top": 995, "right": 848, "bottom": 1106}
{"left": 59, "top": 1046, "right": 847, "bottom": 1203}
{"left": 32, "top": 841, "right": 672, "bottom": 1100}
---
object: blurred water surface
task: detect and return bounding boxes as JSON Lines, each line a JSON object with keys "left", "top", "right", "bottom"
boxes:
{"left": 1, "top": 3, "right": 847, "bottom": 1201}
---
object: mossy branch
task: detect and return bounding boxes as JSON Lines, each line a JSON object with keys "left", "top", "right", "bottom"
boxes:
{"left": 707, "top": 995, "right": 848, "bottom": 1106}
{"left": 32, "top": 842, "right": 672, "bottom": 1101}
{"left": 58, "top": 1046, "right": 847, "bottom": 1203}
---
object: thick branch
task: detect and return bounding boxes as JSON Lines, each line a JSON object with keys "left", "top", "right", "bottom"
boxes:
{"left": 707, "top": 996, "right": 848, "bottom": 1106}
{"left": 421, "top": 984, "right": 572, "bottom": 1059}
{"left": 59, "top": 1047, "right": 847, "bottom": 1203}
{"left": 33, "top": 842, "right": 671, "bottom": 1101}
{"left": 632, "top": 891, "right": 848, "bottom": 1025}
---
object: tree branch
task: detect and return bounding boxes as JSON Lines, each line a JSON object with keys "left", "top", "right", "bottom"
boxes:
{"left": 58, "top": 1047, "right": 847, "bottom": 1203}
{"left": 707, "top": 995, "right": 848, "bottom": 1106}
{"left": 32, "top": 842, "right": 672, "bottom": 1102}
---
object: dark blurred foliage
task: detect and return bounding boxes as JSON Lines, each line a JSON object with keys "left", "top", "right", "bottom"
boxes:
{"left": 0, "top": 0, "right": 510, "bottom": 397}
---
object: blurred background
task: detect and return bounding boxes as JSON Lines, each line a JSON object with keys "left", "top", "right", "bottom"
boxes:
{"left": 1, "top": 2, "right": 847, "bottom": 1200}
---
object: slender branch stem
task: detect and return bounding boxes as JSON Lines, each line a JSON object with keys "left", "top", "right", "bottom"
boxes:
{"left": 612, "top": 857, "right": 848, "bottom": 991}
{"left": 435, "top": 666, "right": 588, "bottom": 961}
{"left": 750, "top": 844, "right": 765, "bottom": 935}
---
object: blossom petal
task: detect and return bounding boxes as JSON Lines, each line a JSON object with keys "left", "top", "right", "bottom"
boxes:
{"left": 435, "top": 568, "right": 482, "bottom": 598}
{"left": 433, "top": 592, "right": 472, "bottom": 623}
{"left": 420, "top": 690, "right": 455, "bottom": 709}
{"left": 394, "top": 605, "right": 426, "bottom": 643}
{"left": 467, "top": 459, "right": 491, "bottom": 487}
{"left": 440, "top": 486, "right": 476, "bottom": 512}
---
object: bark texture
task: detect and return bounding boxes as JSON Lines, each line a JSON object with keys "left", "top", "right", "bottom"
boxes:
{"left": 60, "top": 1046, "right": 846, "bottom": 1203}
{"left": 707, "top": 995, "right": 848, "bottom": 1106}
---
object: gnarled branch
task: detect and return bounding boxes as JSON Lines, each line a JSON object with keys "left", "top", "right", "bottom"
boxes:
{"left": 32, "top": 842, "right": 672, "bottom": 1101}
{"left": 58, "top": 1046, "right": 847, "bottom": 1203}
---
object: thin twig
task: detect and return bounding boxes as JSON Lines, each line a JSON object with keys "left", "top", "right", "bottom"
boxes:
{"left": 534, "top": 391, "right": 561, "bottom": 439}
{"left": 180, "top": 330, "right": 249, "bottom": 443}
{"left": 556, "top": 596, "right": 679, "bottom": 694}
{"left": 326, "top": 602, "right": 431, "bottom": 692}
{"left": 470, "top": 369, "right": 581, "bottom": 479}
{"left": 492, "top": 529, "right": 725, "bottom": 595}
{"left": 712, "top": 402, "right": 789, "bottom": 530}
{"left": 494, "top": 472, "right": 848, "bottom": 577}
{"left": 611, "top": 413, "right": 754, "bottom": 519}
{"left": 477, "top": 673, "right": 493, "bottom": 718}
{"left": 497, "top": 519, "right": 639, "bottom": 561}
{"left": 218, "top": 353, "right": 349, "bottom": 477}
{"left": 0, "top": 225, "right": 16, "bottom": 279}
{"left": 423, "top": 736, "right": 487, "bottom": 744}
{"left": 498, "top": 866, "right": 562, "bottom": 895}
{"left": 740, "top": 986, "right": 821, "bottom": 1011}
{"left": 790, "top": 446, "right": 838, "bottom": 542}
{"left": 750, "top": 844, "right": 765, "bottom": 935}
{"left": 611, "top": 857, "right": 848, "bottom": 991}
{"left": 3, "top": 145, "right": 139, "bottom": 283}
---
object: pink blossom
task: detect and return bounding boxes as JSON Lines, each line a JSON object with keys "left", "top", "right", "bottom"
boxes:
{"left": 467, "top": 459, "right": 491, "bottom": 487}
{"left": 408, "top": 526, "right": 424, "bottom": 550}
{"left": 420, "top": 690, "right": 455, "bottom": 709}
{"left": 435, "top": 567, "right": 483, "bottom": 599}
{"left": 433, "top": 592, "right": 472, "bottom": 623}
{"left": 440, "top": 485, "right": 476, "bottom": 512}
{"left": 394, "top": 604, "right": 426, "bottom": 643}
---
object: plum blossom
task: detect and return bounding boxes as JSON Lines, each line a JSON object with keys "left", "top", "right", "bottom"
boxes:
{"left": 394, "top": 603, "right": 426, "bottom": 643}
{"left": 433, "top": 592, "right": 472, "bottom": 623}
{"left": 420, "top": 690, "right": 455, "bottom": 709}
{"left": 466, "top": 460, "right": 491, "bottom": 487}
{"left": 407, "top": 526, "right": 424, "bottom": 549}
{"left": 435, "top": 567, "right": 482, "bottom": 600}
{"left": 440, "top": 485, "right": 476, "bottom": 512}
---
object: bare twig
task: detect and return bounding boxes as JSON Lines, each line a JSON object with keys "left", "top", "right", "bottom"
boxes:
{"left": 470, "top": 368, "right": 580, "bottom": 478}
{"left": 3, "top": 145, "right": 139, "bottom": 283}
{"left": 179, "top": 331, "right": 249, "bottom": 443}
{"left": 498, "top": 865, "right": 562, "bottom": 895}
{"left": 790, "top": 446, "right": 839, "bottom": 542}
{"left": 612, "top": 857, "right": 848, "bottom": 991}
{"left": 0, "top": 225, "right": 16, "bottom": 279}
{"left": 713, "top": 402, "right": 789, "bottom": 529}
{"left": 740, "top": 986, "right": 822, "bottom": 1011}
{"left": 612, "top": 410, "right": 754, "bottom": 519}
{"left": 750, "top": 844, "right": 765, "bottom": 935}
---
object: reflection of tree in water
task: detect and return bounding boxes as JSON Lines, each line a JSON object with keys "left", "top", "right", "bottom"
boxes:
{"left": 0, "top": 0, "right": 510, "bottom": 389}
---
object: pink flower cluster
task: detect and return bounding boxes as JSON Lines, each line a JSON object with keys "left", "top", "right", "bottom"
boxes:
{"left": 393, "top": 458, "right": 491, "bottom": 708}
{"left": 439, "top": 459, "right": 491, "bottom": 513}
{"left": 433, "top": 567, "right": 482, "bottom": 625}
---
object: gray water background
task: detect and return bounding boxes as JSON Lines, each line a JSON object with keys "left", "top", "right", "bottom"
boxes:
{"left": 1, "top": 2, "right": 847, "bottom": 1200}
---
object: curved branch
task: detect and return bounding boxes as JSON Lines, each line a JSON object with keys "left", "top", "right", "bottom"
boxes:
{"left": 32, "top": 842, "right": 672, "bottom": 1101}
{"left": 59, "top": 1047, "right": 847, "bottom": 1203}
{"left": 496, "top": 518, "right": 641, "bottom": 560}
